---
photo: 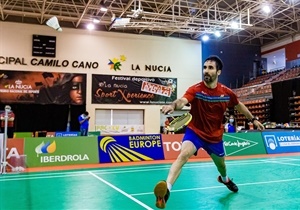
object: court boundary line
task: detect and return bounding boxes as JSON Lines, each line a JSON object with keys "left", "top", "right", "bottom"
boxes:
{"left": 88, "top": 171, "right": 153, "bottom": 210}
{"left": 0, "top": 160, "right": 275, "bottom": 181}
{"left": 1, "top": 157, "right": 300, "bottom": 181}
{"left": 131, "top": 177, "right": 300, "bottom": 196}
{"left": 262, "top": 160, "right": 300, "bottom": 166}
{"left": 0, "top": 159, "right": 270, "bottom": 179}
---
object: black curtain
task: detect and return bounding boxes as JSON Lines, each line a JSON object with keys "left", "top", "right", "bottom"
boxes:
{"left": 0, "top": 104, "right": 85, "bottom": 132}
{"left": 294, "top": 78, "right": 300, "bottom": 96}
{"left": 271, "top": 80, "right": 294, "bottom": 123}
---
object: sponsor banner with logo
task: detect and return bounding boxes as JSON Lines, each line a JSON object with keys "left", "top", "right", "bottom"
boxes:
{"left": 46, "top": 132, "right": 56, "bottom": 137}
{"left": 24, "top": 137, "right": 99, "bottom": 167}
{"left": 5, "top": 138, "right": 25, "bottom": 172}
{"left": 55, "top": 131, "right": 80, "bottom": 137}
{"left": 0, "top": 70, "right": 86, "bottom": 104}
{"left": 262, "top": 131, "right": 300, "bottom": 154}
{"left": 92, "top": 74, "right": 177, "bottom": 104}
{"left": 95, "top": 125, "right": 144, "bottom": 135}
{"left": 162, "top": 134, "right": 210, "bottom": 160}
{"left": 223, "top": 133, "right": 267, "bottom": 156}
{"left": 98, "top": 134, "right": 164, "bottom": 163}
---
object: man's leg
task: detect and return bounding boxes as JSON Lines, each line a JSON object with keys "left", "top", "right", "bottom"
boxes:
{"left": 80, "top": 128, "right": 85, "bottom": 136}
{"left": 154, "top": 140, "right": 196, "bottom": 209}
{"left": 83, "top": 129, "right": 87, "bottom": 136}
{"left": 210, "top": 154, "right": 238, "bottom": 192}
{"left": 167, "top": 140, "right": 196, "bottom": 185}
{"left": 210, "top": 153, "right": 227, "bottom": 178}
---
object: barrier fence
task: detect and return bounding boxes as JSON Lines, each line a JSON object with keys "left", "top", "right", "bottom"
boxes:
{"left": 1, "top": 131, "right": 300, "bottom": 172}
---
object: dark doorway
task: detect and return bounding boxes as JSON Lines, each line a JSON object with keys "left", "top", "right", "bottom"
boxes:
{"left": 0, "top": 104, "right": 85, "bottom": 132}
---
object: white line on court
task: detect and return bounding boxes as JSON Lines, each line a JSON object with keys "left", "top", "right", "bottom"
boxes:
{"left": 0, "top": 173, "right": 90, "bottom": 181}
{"left": 0, "top": 159, "right": 269, "bottom": 179}
{"left": 262, "top": 160, "right": 300, "bottom": 166}
{"left": 0, "top": 161, "right": 271, "bottom": 181}
{"left": 130, "top": 177, "right": 300, "bottom": 196}
{"left": 1, "top": 157, "right": 299, "bottom": 181}
{"left": 88, "top": 171, "right": 153, "bottom": 210}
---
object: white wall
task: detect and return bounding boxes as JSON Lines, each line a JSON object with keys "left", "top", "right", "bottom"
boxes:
{"left": 261, "top": 34, "right": 300, "bottom": 53}
{"left": 0, "top": 22, "right": 202, "bottom": 133}
{"left": 262, "top": 48, "right": 286, "bottom": 72}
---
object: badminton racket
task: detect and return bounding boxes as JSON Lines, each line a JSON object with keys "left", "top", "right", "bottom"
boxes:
{"left": 167, "top": 113, "right": 192, "bottom": 132}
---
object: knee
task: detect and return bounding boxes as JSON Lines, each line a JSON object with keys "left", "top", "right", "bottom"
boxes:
{"left": 177, "top": 151, "right": 191, "bottom": 162}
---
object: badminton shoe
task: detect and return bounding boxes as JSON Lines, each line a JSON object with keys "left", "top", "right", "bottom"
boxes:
{"left": 217, "top": 176, "right": 239, "bottom": 192}
{"left": 154, "top": 181, "right": 170, "bottom": 209}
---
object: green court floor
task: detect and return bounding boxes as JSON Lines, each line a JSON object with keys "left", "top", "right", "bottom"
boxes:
{"left": 1, "top": 156, "right": 300, "bottom": 210}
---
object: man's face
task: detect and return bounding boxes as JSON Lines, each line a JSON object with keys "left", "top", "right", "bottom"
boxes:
{"left": 70, "top": 76, "right": 83, "bottom": 104}
{"left": 45, "top": 77, "right": 55, "bottom": 87}
{"left": 203, "top": 60, "right": 220, "bottom": 84}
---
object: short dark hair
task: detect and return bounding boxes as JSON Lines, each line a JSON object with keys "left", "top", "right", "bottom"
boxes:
{"left": 204, "top": 55, "right": 223, "bottom": 71}
{"left": 42, "top": 72, "right": 54, "bottom": 78}
{"left": 84, "top": 111, "right": 89, "bottom": 115}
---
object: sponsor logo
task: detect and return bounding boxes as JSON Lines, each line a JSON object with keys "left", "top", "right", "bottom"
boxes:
{"left": 99, "top": 136, "right": 154, "bottom": 162}
{"left": 35, "top": 141, "right": 56, "bottom": 156}
{"left": 35, "top": 140, "right": 89, "bottom": 163}
{"left": 264, "top": 135, "right": 278, "bottom": 150}
{"left": 224, "top": 140, "right": 251, "bottom": 148}
{"left": 108, "top": 55, "right": 126, "bottom": 71}
{"left": 264, "top": 134, "right": 300, "bottom": 149}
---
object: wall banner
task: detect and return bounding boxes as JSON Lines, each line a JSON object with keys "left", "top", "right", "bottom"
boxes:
{"left": 95, "top": 125, "right": 144, "bottom": 135}
{"left": 92, "top": 74, "right": 177, "bottom": 104}
{"left": 162, "top": 134, "right": 210, "bottom": 160}
{"left": 223, "top": 133, "right": 267, "bottom": 156}
{"left": 5, "top": 138, "right": 25, "bottom": 172}
{"left": 24, "top": 137, "right": 99, "bottom": 167}
{"left": 262, "top": 131, "right": 300, "bottom": 154}
{"left": 55, "top": 131, "right": 80, "bottom": 137}
{"left": 0, "top": 70, "right": 86, "bottom": 104}
{"left": 98, "top": 134, "right": 165, "bottom": 163}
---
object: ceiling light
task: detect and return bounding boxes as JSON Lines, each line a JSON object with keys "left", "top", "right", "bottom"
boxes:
{"left": 230, "top": 21, "right": 239, "bottom": 29}
{"left": 214, "top": 31, "right": 221, "bottom": 37}
{"left": 100, "top": 3, "right": 108, "bottom": 12}
{"left": 263, "top": 5, "right": 271, "bottom": 14}
{"left": 87, "top": 23, "right": 95, "bottom": 30}
{"left": 92, "top": 18, "right": 100, "bottom": 23}
{"left": 202, "top": 35, "right": 209, "bottom": 41}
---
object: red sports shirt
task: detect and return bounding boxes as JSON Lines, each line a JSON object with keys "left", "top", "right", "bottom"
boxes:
{"left": 183, "top": 81, "right": 239, "bottom": 143}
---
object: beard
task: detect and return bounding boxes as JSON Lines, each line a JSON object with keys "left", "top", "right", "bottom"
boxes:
{"left": 204, "top": 73, "right": 217, "bottom": 84}
{"left": 204, "top": 74, "right": 213, "bottom": 83}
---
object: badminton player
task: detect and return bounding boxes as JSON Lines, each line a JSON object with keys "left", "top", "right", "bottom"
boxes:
{"left": 154, "top": 55, "right": 265, "bottom": 209}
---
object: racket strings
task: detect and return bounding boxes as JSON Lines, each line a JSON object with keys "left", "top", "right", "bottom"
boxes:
{"left": 169, "top": 113, "right": 192, "bottom": 131}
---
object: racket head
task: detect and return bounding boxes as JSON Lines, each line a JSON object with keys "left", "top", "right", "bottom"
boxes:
{"left": 168, "top": 113, "right": 192, "bottom": 132}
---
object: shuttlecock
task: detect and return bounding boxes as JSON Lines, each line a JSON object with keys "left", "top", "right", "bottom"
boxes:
{"left": 46, "top": 16, "right": 62, "bottom": 32}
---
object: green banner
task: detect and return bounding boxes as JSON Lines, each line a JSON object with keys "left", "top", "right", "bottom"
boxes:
{"left": 88, "top": 131, "right": 101, "bottom": 136}
{"left": 223, "top": 133, "right": 267, "bottom": 156}
{"left": 13, "top": 132, "right": 33, "bottom": 138}
{"left": 24, "top": 137, "right": 99, "bottom": 167}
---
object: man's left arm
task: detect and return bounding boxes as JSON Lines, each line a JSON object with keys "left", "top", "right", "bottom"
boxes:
{"left": 235, "top": 102, "right": 265, "bottom": 131}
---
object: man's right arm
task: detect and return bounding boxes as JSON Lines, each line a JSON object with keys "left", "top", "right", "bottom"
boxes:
{"left": 161, "top": 97, "right": 189, "bottom": 114}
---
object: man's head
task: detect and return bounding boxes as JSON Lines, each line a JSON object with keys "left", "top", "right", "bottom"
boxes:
{"left": 84, "top": 111, "right": 89, "bottom": 116}
{"left": 70, "top": 75, "right": 83, "bottom": 104}
{"left": 203, "top": 55, "right": 223, "bottom": 85}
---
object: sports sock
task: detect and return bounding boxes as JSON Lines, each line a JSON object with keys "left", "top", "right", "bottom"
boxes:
{"left": 167, "top": 182, "right": 172, "bottom": 191}
{"left": 222, "top": 176, "right": 229, "bottom": 183}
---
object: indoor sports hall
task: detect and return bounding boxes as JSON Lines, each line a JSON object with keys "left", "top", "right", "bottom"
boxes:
{"left": 1, "top": 1, "right": 300, "bottom": 210}
{"left": 1, "top": 155, "right": 300, "bottom": 209}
